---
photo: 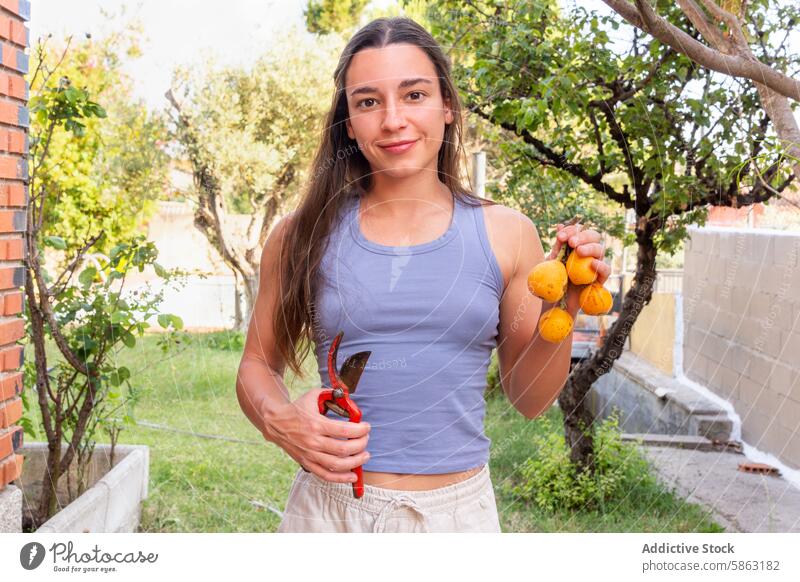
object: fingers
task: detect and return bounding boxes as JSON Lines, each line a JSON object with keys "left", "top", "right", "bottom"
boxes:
{"left": 303, "top": 458, "right": 361, "bottom": 484}
{"left": 574, "top": 242, "right": 604, "bottom": 258}
{"left": 317, "top": 432, "right": 369, "bottom": 457}
{"left": 319, "top": 416, "right": 371, "bottom": 439}
{"left": 592, "top": 259, "right": 611, "bottom": 284}
{"left": 559, "top": 225, "right": 601, "bottom": 248}
{"left": 312, "top": 447, "right": 370, "bottom": 473}
{"left": 553, "top": 223, "right": 610, "bottom": 283}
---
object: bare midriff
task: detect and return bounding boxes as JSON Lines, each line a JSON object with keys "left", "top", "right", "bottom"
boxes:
{"left": 362, "top": 465, "right": 484, "bottom": 491}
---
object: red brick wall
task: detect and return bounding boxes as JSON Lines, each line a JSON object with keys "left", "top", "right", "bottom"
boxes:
{"left": 0, "top": 0, "right": 28, "bottom": 492}
{"left": 707, "top": 203, "right": 765, "bottom": 227}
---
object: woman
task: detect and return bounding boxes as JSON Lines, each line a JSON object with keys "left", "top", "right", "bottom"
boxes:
{"left": 236, "top": 16, "right": 610, "bottom": 533}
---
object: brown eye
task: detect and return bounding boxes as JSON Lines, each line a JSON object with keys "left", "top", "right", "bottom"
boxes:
{"left": 357, "top": 98, "right": 376, "bottom": 108}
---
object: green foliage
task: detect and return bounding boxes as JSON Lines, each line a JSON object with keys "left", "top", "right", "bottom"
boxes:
{"left": 198, "top": 330, "right": 245, "bottom": 352}
{"left": 508, "top": 413, "right": 656, "bottom": 512}
{"left": 485, "top": 348, "right": 502, "bottom": 400}
{"left": 19, "top": 362, "right": 39, "bottom": 440}
{"left": 29, "top": 28, "right": 169, "bottom": 258}
{"left": 169, "top": 29, "right": 338, "bottom": 215}
{"left": 23, "top": 234, "right": 190, "bottom": 479}
{"left": 428, "top": 0, "right": 798, "bottom": 254}
{"left": 305, "top": 0, "right": 370, "bottom": 34}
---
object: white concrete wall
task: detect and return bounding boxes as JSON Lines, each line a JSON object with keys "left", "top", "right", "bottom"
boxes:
{"left": 135, "top": 201, "right": 247, "bottom": 330}
{"left": 683, "top": 226, "right": 800, "bottom": 468}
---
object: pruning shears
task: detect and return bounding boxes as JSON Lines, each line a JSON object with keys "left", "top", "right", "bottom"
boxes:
{"left": 316, "top": 330, "right": 371, "bottom": 498}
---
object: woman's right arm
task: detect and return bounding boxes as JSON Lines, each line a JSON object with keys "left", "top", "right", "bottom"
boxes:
{"left": 235, "top": 212, "right": 370, "bottom": 484}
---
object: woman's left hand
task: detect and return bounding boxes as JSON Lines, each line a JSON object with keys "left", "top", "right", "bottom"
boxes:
{"left": 547, "top": 221, "right": 611, "bottom": 313}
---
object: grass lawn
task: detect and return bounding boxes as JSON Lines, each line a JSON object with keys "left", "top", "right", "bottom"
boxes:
{"left": 25, "top": 332, "right": 723, "bottom": 533}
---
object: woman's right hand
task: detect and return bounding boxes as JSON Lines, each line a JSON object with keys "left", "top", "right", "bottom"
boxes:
{"left": 263, "top": 388, "right": 371, "bottom": 484}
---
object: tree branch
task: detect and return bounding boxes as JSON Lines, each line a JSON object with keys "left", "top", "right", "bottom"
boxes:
{"left": 472, "top": 106, "right": 635, "bottom": 208}
{"left": 47, "top": 233, "right": 104, "bottom": 299}
{"left": 600, "top": 0, "right": 800, "bottom": 101}
{"left": 589, "top": 99, "right": 647, "bottom": 208}
{"left": 677, "top": 0, "right": 727, "bottom": 49}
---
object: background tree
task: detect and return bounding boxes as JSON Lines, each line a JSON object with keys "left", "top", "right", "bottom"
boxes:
{"left": 29, "top": 27, "right": 169, "bottom": 259}
{"left": 305, "top": 0, "right": 433, "bottom": 34}
{"left": 427, "top": 0, "right": 797, "bottom": 470}
{"left": 305, "top": 0, "right": 370, "bottom": 34}
{"left": 166, "top": 30, "right": 340, "bottom": 329}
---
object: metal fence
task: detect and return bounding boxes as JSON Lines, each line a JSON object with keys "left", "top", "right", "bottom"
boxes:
{"left": 611, "top": 269, "right": 684, "bottom": 302}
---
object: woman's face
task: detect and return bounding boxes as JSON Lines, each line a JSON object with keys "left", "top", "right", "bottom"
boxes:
{"left": 344, "top": 43, "right": 453, "bottom": 181}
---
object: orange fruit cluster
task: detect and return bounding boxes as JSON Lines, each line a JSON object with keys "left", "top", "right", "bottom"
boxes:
{"left": 526, "top": 220, "right": 612, "bottom": 343}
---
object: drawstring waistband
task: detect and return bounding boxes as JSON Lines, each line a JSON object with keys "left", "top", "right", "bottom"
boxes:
{"left": 372, "top": 493, "right": 430, "bottom": 533}
{"left": 297, "top": 464, "right": 491, "bottom": 532}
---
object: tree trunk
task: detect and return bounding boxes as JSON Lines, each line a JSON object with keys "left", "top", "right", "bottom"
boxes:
{"left": 232, "top": 270, "right": 244, "bottom": 331}
{"left": 37, "top": 443, "right": 62, "bottom": 526}
{"left": 559, "top": 219, "right": 660, "bottom": 472}
{"left": 743, "top": 71, "right": 800, "bottom": 182}
{"left": 230, "top": 266, "right": 259, "bottom": 332}
{"left": 242, "top": 273, "right": 259, "bottom": 327}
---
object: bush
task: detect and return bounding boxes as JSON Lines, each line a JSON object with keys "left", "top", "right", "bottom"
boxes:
{"left": 200, "top": 330, "right": 245, "bottom": 352}
{"left": 485, "top": 349, "right": 502, "bottom": 400}
{"left": 508, "top": 412, "right": 656, "bottom": 512}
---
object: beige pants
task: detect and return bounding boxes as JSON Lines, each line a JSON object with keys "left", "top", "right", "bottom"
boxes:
{"left": 277, "top": 463, "right": 502, "bottom": 533}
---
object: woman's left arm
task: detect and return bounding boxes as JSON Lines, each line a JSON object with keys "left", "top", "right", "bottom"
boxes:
{"left": 495, "top": 213, "right": 610, "bottom": 420}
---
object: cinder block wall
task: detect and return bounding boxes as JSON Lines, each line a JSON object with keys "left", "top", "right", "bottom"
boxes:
{"left": 683, "top": 226, "right": 800, "bottom": 469}
{"left": 0, "top": 0, "right": 29, "bottom": 513}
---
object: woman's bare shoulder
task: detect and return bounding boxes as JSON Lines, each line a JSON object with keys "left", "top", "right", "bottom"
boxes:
{"left": 480, "top": 202, "right": 538, "bottom": 292}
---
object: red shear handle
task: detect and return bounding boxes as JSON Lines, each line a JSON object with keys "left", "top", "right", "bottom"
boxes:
{"left": 317, "top": 389, "right": 365, "bottom": 498}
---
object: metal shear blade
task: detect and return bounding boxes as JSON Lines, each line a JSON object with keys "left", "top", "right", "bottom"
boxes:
{"left": 338, "top": 351, "right": 371, "bottom": 394}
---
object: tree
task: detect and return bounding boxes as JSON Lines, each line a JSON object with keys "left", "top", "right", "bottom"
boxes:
{"left": 601, "top": 0, "right": 799, "bottom": 181}
{"left": 428, "top": 0, "right": 797, "bottom": 470}
{"left": 305, "top": 0, "right": 370, "bottom": 34}
{"left": 24, "top": 37, "right": 185, "bottom": 529}
{"left": 166, "top": 30, "right": 340, "bottom": 329}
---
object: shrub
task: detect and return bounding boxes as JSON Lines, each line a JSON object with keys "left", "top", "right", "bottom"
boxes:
{"left": 200, "top": 330, "right": 245, "bottom": 351}
{"left": 509, "top": 412, "right": 656, "bottom": 512}
{"left": 485, "top": 348, "right": 502, "bottom": 400}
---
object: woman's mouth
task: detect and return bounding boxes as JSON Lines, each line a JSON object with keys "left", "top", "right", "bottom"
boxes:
{"left": 378, "top": 139, "right": 418, "bottom": 154}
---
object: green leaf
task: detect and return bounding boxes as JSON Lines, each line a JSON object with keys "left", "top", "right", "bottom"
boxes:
{"left": 78, "top": 267, "right": 97, "bottom": 287}
{"left": 122, "top": 332, "right": 136, "bottom": 348}
{"left": 108, "top": 366, "right": 131, "bottom": 387}
{"left": 44, "top": 236, "right": 67, "bottom": 250}
{"left": 64, "top": 86, "right": 80, "bottom": 104}
{"left": 157, "top": 314, "right": 171, "bottom": 329}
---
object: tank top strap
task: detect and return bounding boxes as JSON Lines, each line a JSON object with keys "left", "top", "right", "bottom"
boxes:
{"left": 465, "top": 197, "right": 504, "bottom": 298}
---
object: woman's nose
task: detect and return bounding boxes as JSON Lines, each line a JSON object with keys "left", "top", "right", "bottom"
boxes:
{"left": 380, "top": 101, "right": 407, "bottom": 131}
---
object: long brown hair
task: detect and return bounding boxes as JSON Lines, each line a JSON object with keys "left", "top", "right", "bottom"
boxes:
{"left": 274, "top": 16, "right": 497, "bottom": 379}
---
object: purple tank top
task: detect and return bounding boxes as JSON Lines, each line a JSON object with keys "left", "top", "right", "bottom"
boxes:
{"left": 312, "top": 193, "right": 503, "bottom": 474}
